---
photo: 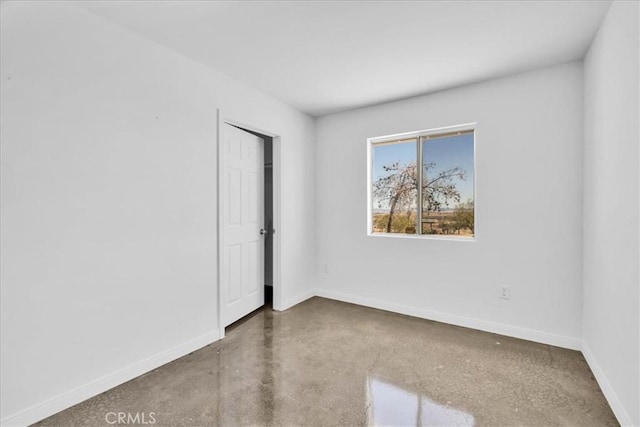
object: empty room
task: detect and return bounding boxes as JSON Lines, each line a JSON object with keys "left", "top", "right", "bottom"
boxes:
{"left": 1, "top": 1, "right": 638, "bottom": 426}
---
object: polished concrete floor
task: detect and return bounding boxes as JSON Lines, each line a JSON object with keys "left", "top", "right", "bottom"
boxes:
{"left": 37, "top": 297, "right": 617, "bottom": 426}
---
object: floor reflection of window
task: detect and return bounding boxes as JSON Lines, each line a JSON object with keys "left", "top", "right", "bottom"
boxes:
{"left": 367, "top": 377, "right": 474, "bottom": 427}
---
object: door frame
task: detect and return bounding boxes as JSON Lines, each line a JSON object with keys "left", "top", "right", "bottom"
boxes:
{"left": 217, "top": 109, "right": 282, "bottom": 338}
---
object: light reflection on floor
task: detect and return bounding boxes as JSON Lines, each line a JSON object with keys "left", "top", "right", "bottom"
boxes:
{"left": 367, "top": 377, "right": 475, "bottom": 426}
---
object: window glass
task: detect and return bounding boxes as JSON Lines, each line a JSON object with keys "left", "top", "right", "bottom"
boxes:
{"left": 371, "top": 139, "right": 418, "bottom": 234}
{"left": 421, "top": 133, "right": 474, "bottom": 237}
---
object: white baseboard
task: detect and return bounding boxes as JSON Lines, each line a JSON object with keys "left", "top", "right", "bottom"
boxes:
{"left": 581, "top": 341, "right": 634, "bottom": 426}
{"left": 315, "top": 288, "right": 582, "bottom": 350}
{"left": 1, "top": 329, "right": 220, "bottom": 427}
{"left": 278, "top": 289, "right": 315, "bottom": 311}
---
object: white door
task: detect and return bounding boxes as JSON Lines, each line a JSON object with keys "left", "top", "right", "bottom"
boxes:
{"left": 222, "top": 123, "right": 265, "bottom": 326}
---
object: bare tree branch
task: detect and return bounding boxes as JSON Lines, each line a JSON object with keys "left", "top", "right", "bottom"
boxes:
{"left": 373, "top": 161, "right": 466, "bottom": 232}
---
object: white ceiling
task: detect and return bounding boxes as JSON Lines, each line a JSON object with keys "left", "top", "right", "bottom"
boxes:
{"left": 79, "top": 1, "right": 611, "bottom": 117}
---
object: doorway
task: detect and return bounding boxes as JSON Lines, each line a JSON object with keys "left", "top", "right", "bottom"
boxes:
{"left": 263, "top": 137, "right": 274, "bottom": 308}
{"left": 217, "top": 111, "right": 281, "bottom": 338}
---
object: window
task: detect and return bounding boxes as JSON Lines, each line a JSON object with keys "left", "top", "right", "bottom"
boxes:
{"left": 368, "top": 124, "right": 475, "bottom": 239}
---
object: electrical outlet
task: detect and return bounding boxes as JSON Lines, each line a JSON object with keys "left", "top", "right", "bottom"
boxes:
{"left": 323, "top": 264, "right": 329, "bottom": 274}
{"left": 500, "top": 286, "right": 511, "bottom": 300}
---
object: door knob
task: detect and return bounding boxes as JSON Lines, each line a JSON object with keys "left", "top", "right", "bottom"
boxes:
{"left": 260, "top": 229, "right": 266, "bottom": 235}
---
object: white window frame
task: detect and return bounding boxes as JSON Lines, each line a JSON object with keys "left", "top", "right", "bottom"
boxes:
{"left": 367, "top": 123, "right": 477, "bottom": 241}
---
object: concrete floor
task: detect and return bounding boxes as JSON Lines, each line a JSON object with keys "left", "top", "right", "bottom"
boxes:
{"left": 37, "top": 297, "right": 617, "bottom": 426}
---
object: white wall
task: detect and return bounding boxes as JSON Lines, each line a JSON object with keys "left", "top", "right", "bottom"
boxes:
{"left": 0, "top": 2, "right": 315, "bottom": 424}
{"left": 583, "top": 1, "right": 639, "bottom": 425}
{"left": 315, "top": 62, "right": 584, "bottom": 349}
